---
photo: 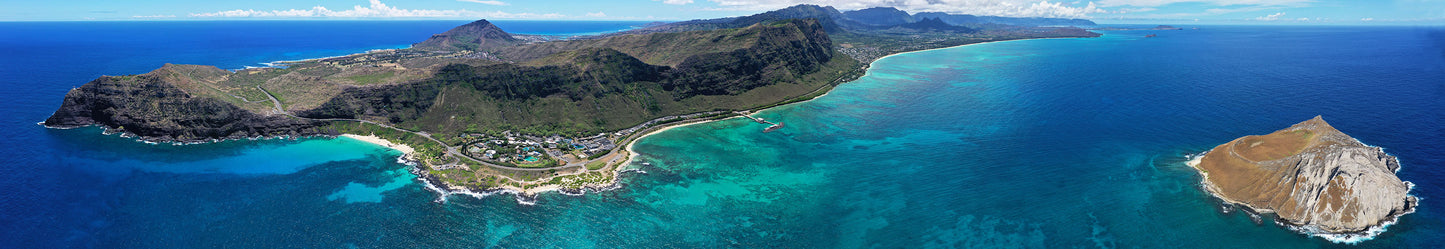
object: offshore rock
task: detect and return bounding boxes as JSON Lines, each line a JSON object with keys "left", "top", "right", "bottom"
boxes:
{"left": 1191, "top": 116, "right": 1416, "bottom": 238}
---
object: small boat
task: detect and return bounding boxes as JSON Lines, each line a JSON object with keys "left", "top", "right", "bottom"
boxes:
{"left": 1145, "top": 34, "right": 1158, "bottom": 38}
{"left": 763, "top": 122, "right": 785, "bottom": 133}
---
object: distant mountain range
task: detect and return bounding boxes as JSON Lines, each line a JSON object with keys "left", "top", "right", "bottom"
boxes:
{"left": 845, "top": 7, "right": 1096, "bottom": 27}
{"left": 596, "top": 5, "right": 1095, "bottom": 63}
{"left": 635, "top": 5, "right": 1093, "bottom": 34}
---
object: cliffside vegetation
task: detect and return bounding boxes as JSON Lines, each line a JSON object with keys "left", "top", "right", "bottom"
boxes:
{"left": 45, "top": 4, "right": 1099, "bottom": 193}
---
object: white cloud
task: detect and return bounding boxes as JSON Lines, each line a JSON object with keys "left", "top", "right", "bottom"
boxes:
{"left": 1096, "top": 0, "right": 1311, "bottom": 7}
{"left": 1108, "top": 3, "right": 1287, "bottom": 19}
{"left": 585, "top": 12, "right": 607, "bottom": 17}
{"left": 1116, "top": 7, "right": 1157, "bottom": 13}
{"left": 457, "top": 0, "right": 509, "bottom": 5}
{"left": 1360, "top": 17, "right": 1373, "bottom": 21}
{"left": 659, "top": 0, "right": 695, "bottom": 5}
{"left": 1203, "top": 5, "right": 1278, "bottom": 14}
{"left": 131, "top": 15, "right": 177, "bottom": 18}
{"left": 1253, "top": 12, "right": 1285, "bottom": 20}
{"left": 189, "top": 0, "right": 565, "bottom": 19}
{"left": 704, "top": 0, "right": 1106, "bottom": 18}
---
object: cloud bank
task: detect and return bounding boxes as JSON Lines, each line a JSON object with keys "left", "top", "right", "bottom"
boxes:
{"left": 457, "top": 0, "right": 509, "bottom": 6}
{"left": 702, "top": 0, "right": 1105, "bottom": 18}
{"left": 1253, "top": 12, "right": 1286, "bottom": 20}
{"left": 658, "top": 0, "right": 696, "bottom": 5}
{"left": 189, "top": 0, "right": 560, "bottom": 19}
{"left": 1096, "top": 0, "right": 1311, "bottom": 7}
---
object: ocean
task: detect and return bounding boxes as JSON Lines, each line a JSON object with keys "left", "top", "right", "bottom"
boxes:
{"left": 0, "top": 22, "right": 1441, "bottom": 248}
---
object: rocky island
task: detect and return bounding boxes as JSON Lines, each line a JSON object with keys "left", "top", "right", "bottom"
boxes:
{"left": 1188, "top": 116, "right": 1417, "bottom": 241}
{"left": 43, "top": 4, "right": 1100, "bottom": 200}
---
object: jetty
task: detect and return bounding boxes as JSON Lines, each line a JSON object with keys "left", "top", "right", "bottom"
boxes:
{"left": 738, "top": 111, "right": 785, "bottom": 132}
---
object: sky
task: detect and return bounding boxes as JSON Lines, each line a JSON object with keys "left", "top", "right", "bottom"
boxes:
{"left": 0, "top": 0, "right": 1441, "bottom": 24}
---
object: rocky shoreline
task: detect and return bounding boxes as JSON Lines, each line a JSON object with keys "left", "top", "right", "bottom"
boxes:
{"left": 41, "top": 121, "right": 334, "bottom": 145}
{"left": 1187, "top": 116, "right": 1418, "bottom": 243}
{"left": 41, "top": 34, "right": 1087, "bottom": 204}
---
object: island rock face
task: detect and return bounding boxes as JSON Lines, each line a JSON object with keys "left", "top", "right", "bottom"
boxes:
{"left": 1192, "top": 116, "right": 1416, "bottom": 235}
{"left": 412, "top": 20, "right": 521, "bottom": 51}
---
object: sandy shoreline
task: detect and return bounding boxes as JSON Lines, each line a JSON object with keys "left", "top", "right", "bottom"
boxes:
{"left": 426, "top": 36, "right": 1093, "bottom": 203}
{"left": 341, "top": 134, "right": 416, "bottom": 157}
{"left": 867, "top": 37, "right": 1082, "bottom": 68}
{"left": 607, "top": 37, "right": 1088, "bottom": 188}
{"left": 625, "top": 119, "right": 718, "bottom": 161}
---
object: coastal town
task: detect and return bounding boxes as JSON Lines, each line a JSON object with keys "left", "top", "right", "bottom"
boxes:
{"left": 456, "top": 111, "right": 730, "bottom": 169}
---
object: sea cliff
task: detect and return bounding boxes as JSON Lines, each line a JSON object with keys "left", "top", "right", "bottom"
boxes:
{"left": 43, "top": 64, "right": 322, "bottom": 142}
{"left": 1189, "top": 116, "right": 1417, "bottom": 241}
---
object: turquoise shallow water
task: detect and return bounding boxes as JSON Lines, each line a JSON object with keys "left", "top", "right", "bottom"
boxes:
{"left": 2, "top": 23, "right": 1443, "bottom": 248}
{"left": 618, "top": 26, "right": 1445, "bottom": 247}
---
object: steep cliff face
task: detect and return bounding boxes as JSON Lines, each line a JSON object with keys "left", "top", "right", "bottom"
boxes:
{"left": 841, "top": 7, "right": 915, "bottom": 26}
{"left": 43, "top": 66, "right": 319, "bottom": 142}
{"left": 412, "top": 19, "right": 521, "bottom": 51}
{"left": 890, "top": 17, "right": 976, "bottom": 33}
{"left": 1192, "top": 116, "right": 1416, "bottom": 234}
{"left": 911, "top": 12, "right": 1097, "bottom": 26}
{"left": 301, "top": 19, "right": 838, "bottom": 121}
{"left": 663, "top": 19, "right": 834, "bottom": 97}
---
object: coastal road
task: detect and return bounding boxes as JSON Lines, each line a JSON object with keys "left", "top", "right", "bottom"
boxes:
{"left": 253, "top": 85, "right": 545, "bottom": 171}
{"left": 256, "top": 86, "right": 287, "bottom": 115}
{"left": 251, "top": 64, "right": 861, "bottom": 174}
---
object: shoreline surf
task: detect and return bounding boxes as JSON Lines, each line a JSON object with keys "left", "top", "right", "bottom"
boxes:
{"left": 339, "top": 134, "right": 416, "bottom": 158}
{"left": 38, "top": 35, "right": 1094, "bottom": 204}
{"left": 1184, "top": 147, "right": 1417, "bottom": 244}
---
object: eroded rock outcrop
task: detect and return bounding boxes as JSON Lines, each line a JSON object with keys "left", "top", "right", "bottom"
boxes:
{"left": 1190, "top": 116, "right": 1416, "bottom": 238}
{"left": 43, "top": 65, "right": 321, "bottom": 142}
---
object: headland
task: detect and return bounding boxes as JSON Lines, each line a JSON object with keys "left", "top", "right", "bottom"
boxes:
{"left": 40, "top": 4, "right": 1101, "bottom": 202}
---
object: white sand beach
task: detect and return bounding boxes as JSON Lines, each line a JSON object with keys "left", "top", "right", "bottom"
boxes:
{"left": 341, "top": 134, "right": 416, "bottom": 155}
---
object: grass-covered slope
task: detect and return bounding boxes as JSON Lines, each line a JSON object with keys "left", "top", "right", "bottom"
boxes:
{"left": 45, "top": 17, "right": 856, "bottom": 144}
{"left": 43, "top": 64, "right": 322, "bottom": 141}
{"left": 1192, "top": 116, "right": 1416, "bottom": 234}
{"left": 297, "top": 19, "right": 854, "bottom": 137}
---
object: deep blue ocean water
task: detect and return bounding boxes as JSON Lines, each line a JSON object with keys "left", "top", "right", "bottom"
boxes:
{"left": 1, "top": 22, "right": 1442, "bottom": 248}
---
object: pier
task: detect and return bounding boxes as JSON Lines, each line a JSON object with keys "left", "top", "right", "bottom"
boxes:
{"left": 738, "top": 111, "right": 785, "bottom": 132}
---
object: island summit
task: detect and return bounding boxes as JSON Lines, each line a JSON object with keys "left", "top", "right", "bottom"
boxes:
{"left": 1189, "top": 116, "right": 1416, "bottom": 241}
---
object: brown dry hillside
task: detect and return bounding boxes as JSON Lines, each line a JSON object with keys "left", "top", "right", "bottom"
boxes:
{"left": 1193, "top": 116, "right": 1415, "bottom": 234}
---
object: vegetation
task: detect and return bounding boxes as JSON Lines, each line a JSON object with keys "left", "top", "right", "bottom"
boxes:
{"left": 321, "top": 121, "right": 450, "bottom": 165}
{"left": 346, "top": 71, "right": 395, "bottom": 85}
{"left": 47, "top": 4, "right": 1103, "bottom": 193}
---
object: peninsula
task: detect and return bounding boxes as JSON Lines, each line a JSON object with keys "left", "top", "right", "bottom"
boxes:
{"left": 43, "top": 5, "right": 1099, "bottom": 198}
{"left": 1188, "top": 116, "right": 1417, "bottom": 241}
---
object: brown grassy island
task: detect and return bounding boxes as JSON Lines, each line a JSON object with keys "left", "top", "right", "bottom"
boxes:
{"left": 43, "top": 5, "right": 1100, "bottom": 200}
{"left": 1188, "top": 116, "right": 1417, "bottom": 242}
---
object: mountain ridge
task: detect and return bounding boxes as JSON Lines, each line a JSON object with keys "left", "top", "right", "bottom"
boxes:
{"left": 413, "top": 20, "right": 522, "bottom": 51}
{"left": 43, "top": 5, "right": 1100, "bottom": 193}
